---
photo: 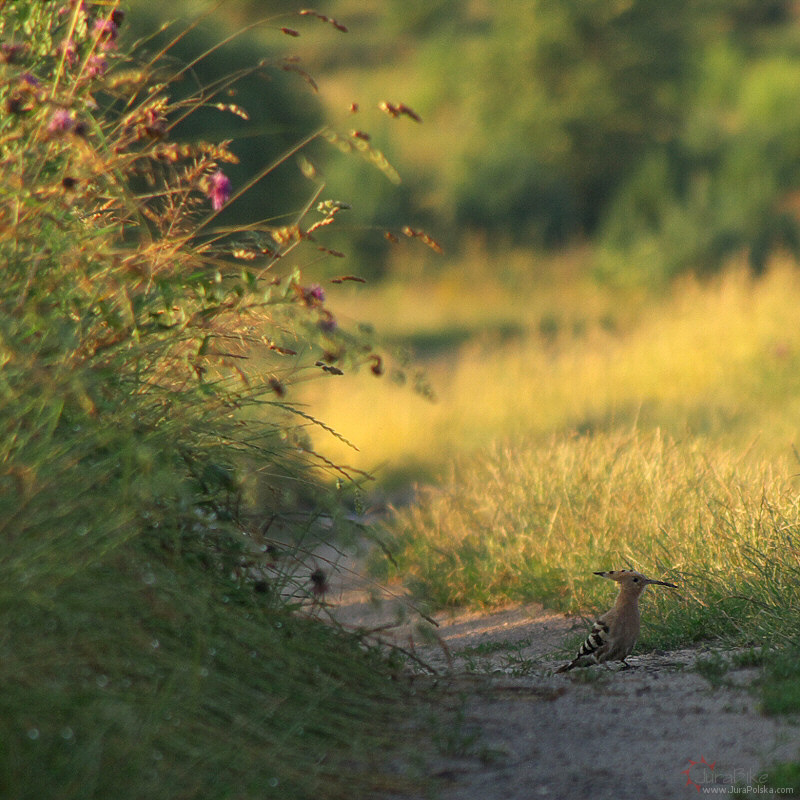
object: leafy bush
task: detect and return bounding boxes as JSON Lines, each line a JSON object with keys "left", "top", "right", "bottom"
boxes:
{"left": 597, "top": 48, "right": 800, "bottom": 284}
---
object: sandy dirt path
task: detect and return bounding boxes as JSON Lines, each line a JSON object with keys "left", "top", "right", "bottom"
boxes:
{"left": 325, "top": 557, "right": 800, "bottom": 800}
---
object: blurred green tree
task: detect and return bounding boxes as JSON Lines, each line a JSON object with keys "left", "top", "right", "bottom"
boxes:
{"left": 128, "top": 0, "right": 800, "bottom": 282}
{"left": 389, "top": 0, "right": 799, "bottom": 278}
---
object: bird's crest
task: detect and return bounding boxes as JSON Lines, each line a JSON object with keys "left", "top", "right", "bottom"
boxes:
{"left": 594, "top": 569, "right": 677, "bottom": 588}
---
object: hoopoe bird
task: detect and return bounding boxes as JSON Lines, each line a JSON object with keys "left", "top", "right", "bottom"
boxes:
{"left": 555, "top": 569, "right": 677, "bottom": 673}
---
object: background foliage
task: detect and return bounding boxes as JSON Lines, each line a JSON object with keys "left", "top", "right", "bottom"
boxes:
{"left": 149, "top": 0, "right": 800, "bottom": 282}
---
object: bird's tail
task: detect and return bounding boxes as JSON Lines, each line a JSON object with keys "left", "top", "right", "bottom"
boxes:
{"left": 555, "top": 659, "right": 577, "bottom": 674}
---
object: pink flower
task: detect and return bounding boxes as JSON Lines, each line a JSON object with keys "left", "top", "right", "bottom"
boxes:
{"left": 87, "top": 54, "right": 108, "bottom": 79}
{"left": 92, "top": 18, "right": 118, "bottom": 50}
{"left": 48, "top": 108, "right": 75, "bottom": 135}
{"left": 207, "top": 170, "right": 232, "bottom": 211}
{"left": 302, "top": 284, "right": 326, "bottom": 305}
{"left": 60, "top": 37, "right": 77, "bottom": 66}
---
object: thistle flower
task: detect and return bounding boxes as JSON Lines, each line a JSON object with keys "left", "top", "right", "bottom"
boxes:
{"left": 48, "top": 108, "right": 75, "bottom": 135}
{"left": 93, "top": 18, "right": 119, "bottom": 50}
{"left": 302, "top": 284, "right": 325, "bottom": 305}
{"left": 86, "top": 54, "right": 108, "bottom": 79}
{"left": 207, "top": 170, "right": 232, "bottom": 211}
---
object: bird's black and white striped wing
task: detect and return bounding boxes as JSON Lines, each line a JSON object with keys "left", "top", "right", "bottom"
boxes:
{"left": 555, "top": 618, "right": 611, "bottom": 673}
{"left": 576, "top": 618, "right": 611, "bottom": 659}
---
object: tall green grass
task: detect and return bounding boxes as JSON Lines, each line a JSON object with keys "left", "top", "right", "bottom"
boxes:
{"left": 377, "top": 429, "right": 800, "bottom": 650}
{"left": 0, "top": 3, "right": 424, "bottom": 797}
{"left": 1, "top": 542, "right": 416, "bottom": 799}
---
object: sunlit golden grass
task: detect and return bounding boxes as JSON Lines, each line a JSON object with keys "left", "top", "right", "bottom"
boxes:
{"left": 304, "top": 256, "right": 800, "bottom": 486}
{"left": 377, "top": 428, "right": 800, "bottom": 650}
{"left": 299, "top": 255, "right": 800, "bottom": 647}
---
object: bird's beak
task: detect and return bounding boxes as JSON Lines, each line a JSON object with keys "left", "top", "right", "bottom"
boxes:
{"left": 645, "top": 578, "right": 677, "bottom": 588}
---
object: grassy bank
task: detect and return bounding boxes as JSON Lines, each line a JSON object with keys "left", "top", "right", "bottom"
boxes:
{"left": 0, "top": 4, "right": 426, "bottom": 797}
{"left": 0, "top": 534, "right": 416, "bottom": 800}
{"left": 376, "top": 429, "right": 800, "bottom": 650}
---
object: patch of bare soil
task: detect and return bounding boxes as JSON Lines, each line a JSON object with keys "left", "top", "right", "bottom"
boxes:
{"left": 325, "top": 560, "right": 800, "bottom": 800}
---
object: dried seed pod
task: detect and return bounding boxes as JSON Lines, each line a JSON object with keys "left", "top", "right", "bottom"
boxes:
{"left": 268, "top": 377, "right": 286, "bottom": 397}
{"left": 401, "top": 226, "right": 443, "bottom": 254}
{"left": 269, "top": 343, "right": 297, "bottom": 356}
{"left": 379, "top": 101, "right": 422, "bottom": 122}
{"left": 330, "top": 275, "right": 366, "bottom": 284}
{"left": 299, "top": 9, "right": 348, "bottom": 32}
{"left": 379, "top": 101, "right": 400, "bottom": 118}
{"left": 213, "top": 103, "right": 249, "bottom": 120}
{"left": 370, "top": 354, "right": 384, "bottom": 376}
{"left": 317, "top": 247, "right": 346, "bottom": 258}
{"left": 397, "top": 103, "right": 422, "bottom": 122}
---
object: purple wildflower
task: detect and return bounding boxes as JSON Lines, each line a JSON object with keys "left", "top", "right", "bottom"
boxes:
{"left": 303, "top": 284, "right": 326, "bottom": 305}
{"left": 207, "top": 170, "right": 232, "bottom": 211}
{"left": 48, "top": 108, "right": 75, "bottom": 135}
{"left": 19, "top": 72, "right": 40, "bottom": 88}
{"left": 60, "top": 37, "right": 77, "bottom": 66}
{"left": 92, "top": 18, "right": 118, "bottom": 50}
{"left": 87, "top": 54, "right": 108, "bottom": 79}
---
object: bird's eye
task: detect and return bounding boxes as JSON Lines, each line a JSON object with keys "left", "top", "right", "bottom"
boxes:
{"left": 633, "top": 577, "right": 639, "bottom": 582}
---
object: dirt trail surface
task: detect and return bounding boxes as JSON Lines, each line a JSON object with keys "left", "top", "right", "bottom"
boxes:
{"left": 326, "top": 559, "right": 800, "bottom": 800}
